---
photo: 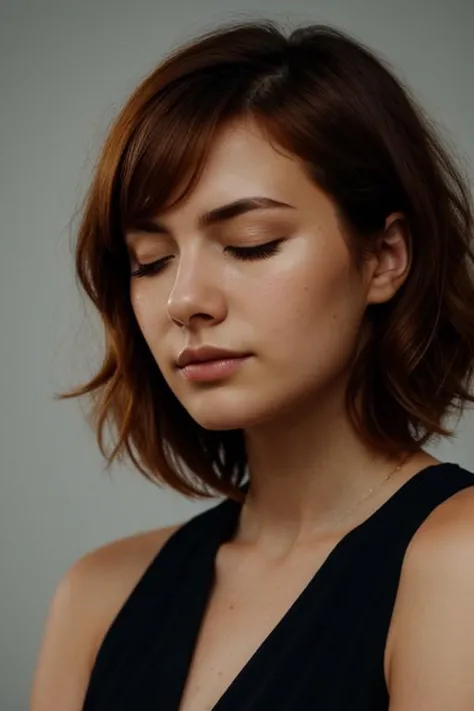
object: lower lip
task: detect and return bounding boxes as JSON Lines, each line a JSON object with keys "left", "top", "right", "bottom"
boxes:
{"left": 178, "top": 356, "right": 250, "bottom": 381}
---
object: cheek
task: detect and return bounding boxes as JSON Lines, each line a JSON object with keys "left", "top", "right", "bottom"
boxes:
{"left": 131, "top": 296, "right": 146, "bottom": 333}
{"left": 266, "top": 258, "right": 364, "bottom": 371}
{"left": 131, "top": 284, "right": 160, "bottom": 325}
{"left": 130, "top": 285, "right": 167, "bottom": 354}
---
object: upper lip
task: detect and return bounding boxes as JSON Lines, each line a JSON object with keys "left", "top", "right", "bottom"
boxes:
{"left": 176, "top": 346, "right": 250, "bottom": 368}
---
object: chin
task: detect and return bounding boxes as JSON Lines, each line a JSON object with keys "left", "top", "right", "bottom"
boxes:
{"left": 188, "top": 411, "right": 254, "bottom": 432}
{"left": 184, "top": 398, "right": 272, "bottom": 432}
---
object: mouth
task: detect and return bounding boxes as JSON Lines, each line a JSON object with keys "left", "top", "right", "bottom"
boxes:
{"left": 177, "top": 355, "right": 251, "bottom": 382}
{"left": 176, "top": 346, "right": 252, "bottom": 369}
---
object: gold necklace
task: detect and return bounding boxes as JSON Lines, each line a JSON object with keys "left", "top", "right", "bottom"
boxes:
{"left": 330, "top": 451, "right": 415, "bottom": 528}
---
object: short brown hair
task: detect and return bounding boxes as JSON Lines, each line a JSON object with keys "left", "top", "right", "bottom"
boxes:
{"left": 59, "top": 20, "right": 474, "bottom": 503}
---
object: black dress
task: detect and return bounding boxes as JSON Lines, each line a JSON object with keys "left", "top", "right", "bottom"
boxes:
{"left": 81, "top": 461, "right": 474, "bottom": 710}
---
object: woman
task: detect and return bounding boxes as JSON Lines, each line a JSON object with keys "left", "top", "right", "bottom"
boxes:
{"left": 31, "top": 19, "right": 474, "bottom": 711}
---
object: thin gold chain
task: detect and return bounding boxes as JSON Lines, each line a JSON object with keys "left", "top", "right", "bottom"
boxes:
{"left": 330, "top": 451, "right": 415, "bottom": 527}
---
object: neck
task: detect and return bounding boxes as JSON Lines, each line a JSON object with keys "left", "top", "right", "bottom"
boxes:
{"left": 238, "top": 388, "right": 436, "bottom": 555}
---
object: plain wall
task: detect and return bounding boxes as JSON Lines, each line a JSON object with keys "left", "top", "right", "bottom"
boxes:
{"left": 1, "top": 0, "right": 473, "bottom": 707}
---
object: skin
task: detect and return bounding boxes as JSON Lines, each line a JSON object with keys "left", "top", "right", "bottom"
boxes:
{"left": 126, "top": 116, "right": 438, "bottom": 557}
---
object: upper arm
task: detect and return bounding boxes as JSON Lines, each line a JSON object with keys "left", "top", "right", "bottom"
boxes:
{"left": 388, "top": 487, "right": 474, "bottom": 711}
{"left": 30, "top": 524, "right": 181, "bottom": 711}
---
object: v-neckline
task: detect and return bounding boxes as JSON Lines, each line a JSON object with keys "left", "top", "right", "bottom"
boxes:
{"left": 176, "top": 462, "right": 447, "bottom": 711}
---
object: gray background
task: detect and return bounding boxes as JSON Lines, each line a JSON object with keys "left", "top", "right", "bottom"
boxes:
{"left": 1, "top": 0, "right": 473, "bottom": 707}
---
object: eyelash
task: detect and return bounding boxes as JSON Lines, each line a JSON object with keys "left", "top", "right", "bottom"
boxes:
{"left": 130, "top": 238, "right": 285, "bottom": 278}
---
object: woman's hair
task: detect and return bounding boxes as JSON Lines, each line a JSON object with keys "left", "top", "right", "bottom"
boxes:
{"left": 59, "top": 19, "right": 474, "bottom": 503}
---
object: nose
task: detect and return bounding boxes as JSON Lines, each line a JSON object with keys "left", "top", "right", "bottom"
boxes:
{"left": 166, "top": 250, "right": 227, "bottom": 329}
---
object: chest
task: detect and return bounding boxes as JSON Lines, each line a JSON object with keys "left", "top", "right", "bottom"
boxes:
{"left": 176, "top": 539, "right": 364, "bottom": 711}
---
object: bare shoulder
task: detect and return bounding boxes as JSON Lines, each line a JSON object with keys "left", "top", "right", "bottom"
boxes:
{"left": 396, "top": 483, "right": 474, "bottom": 575}
{"left": 385, "top": 484, "right": 474, "bottom": 695}
{"left": 30, "top": 523, "right": 182, "bottom": 711}
{"left": 85, "top": 523, "right": 184, "bottom": 657}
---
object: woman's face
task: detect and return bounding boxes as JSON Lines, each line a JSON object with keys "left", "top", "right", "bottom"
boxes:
{"left": 125, "top": 119, "right": 387, "bottom": 431}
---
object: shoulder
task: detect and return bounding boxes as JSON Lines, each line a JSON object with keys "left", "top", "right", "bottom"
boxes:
{"left": 74, "top": 523, "right": 184, "bottom": 663}
{"left": 401, "top": 478, "right": 474, "bottom": 564}
{"left": 397, "top": 482, "right": 474, "bottom": 591}
{"left": 30, "top": 523, "right": 182, "bottom": 710}
{"left": 386, "top": 483, "right": 474, "bottom": 709}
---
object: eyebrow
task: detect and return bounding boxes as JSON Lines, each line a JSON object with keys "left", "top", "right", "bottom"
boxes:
{"left": 126, "top": 196, "right": 296, "bottom": 235}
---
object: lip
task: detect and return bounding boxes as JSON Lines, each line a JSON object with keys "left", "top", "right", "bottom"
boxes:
{"left": 176, "top": 345, "right": 251, "bottom": 368}
{"left": 178, "top": 356, "right": 250, "bottom": 382}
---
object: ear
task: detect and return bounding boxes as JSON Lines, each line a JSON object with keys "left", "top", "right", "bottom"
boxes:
{"left": 365, "top": 212, "right": 411, "bottom": 306}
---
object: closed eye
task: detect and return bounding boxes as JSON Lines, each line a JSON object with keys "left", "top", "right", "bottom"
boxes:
{"left": 130, "top": 238, "right": 286, "bottom": 278}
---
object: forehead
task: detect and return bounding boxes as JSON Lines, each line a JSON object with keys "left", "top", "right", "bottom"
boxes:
{"left": 200, "top": 120, "right": 300, "bottom": 186}
{"left": 157, "top": 120, "right": 313, "bottom": 225}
